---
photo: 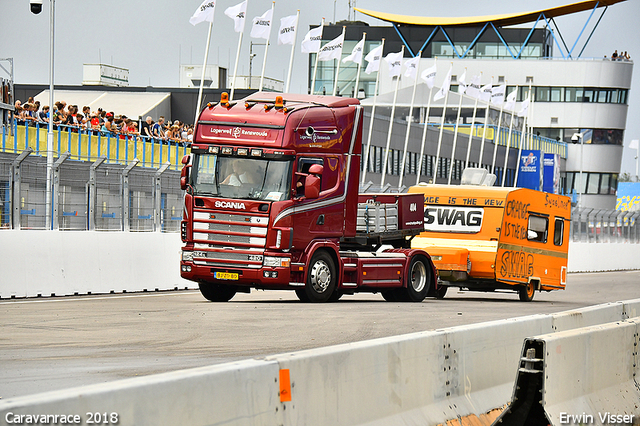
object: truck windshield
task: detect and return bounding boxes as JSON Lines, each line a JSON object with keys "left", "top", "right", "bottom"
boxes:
{"left": 191, "top": 154, "right": 293, "bottom": 201}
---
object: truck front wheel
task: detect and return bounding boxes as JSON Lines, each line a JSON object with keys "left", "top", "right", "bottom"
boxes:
{"left": 397, "top": 255, "right": 431, "bottom": 302}
{"left": 298, "top": 251, "right": 337, "bottom": 303}
{"left": 198, "top": 282, "right": 237, "bottom": 302}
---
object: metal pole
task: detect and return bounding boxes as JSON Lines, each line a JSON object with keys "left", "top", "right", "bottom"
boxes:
{"left": 353, "top": 32, "right": 366, "bottom": 98}
{"left": 154, "top": 162, "right": 170, "bottom": 232}
{"left": 284, "top": 10, "right": 299, "bottom": 93}
{"left": 399, "top": 50, "right": 421, "bottom": 189}
{"left": 380, "top": 46, "right": 404, "bottom": 187}
{"left": 195, "top": 21, "right": 213, "bottom": 124}
{"left": 45, "top": 0, "right": 56, "bottom": 230}
{"left": 259, "top": 2, "right": 276, "bottom": 91}
{"left": 415, "top": 86, "right": 433, "bottom": 185}
{"left": 230, "top": 29, "right": 244, "bottom": 100}
{"left": 52, "top": 151, "right": 70, "bottom": 231}
{"left": 579, "top": 134, "right": 584, "bottom": 210}
{"left": 332, "top": 26, "right": 346, "bottom": 96}
{"left": 448, "top": 76, "right": 466, "bottom": 185}
{"left": 310, "top": 19, "right": 325, "bottom": 95}
{"left": 88, "top": 156, "right": 106, "bottom": 231}
{"left": 361, "top": 38, "right": 384, "bottom": 184}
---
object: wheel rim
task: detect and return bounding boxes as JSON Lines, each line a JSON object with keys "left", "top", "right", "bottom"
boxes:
{"left": 527, "top": 282, "right": 535, "bottom": 298}
{"left": 410, "top": 261, "right": 427, "bottom": 293}
{"left": 310, "top": 260, "right": 331, "bottom": 293}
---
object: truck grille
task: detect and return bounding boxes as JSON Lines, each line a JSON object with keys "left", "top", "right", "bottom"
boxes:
{"left": 192, "top": 210, "right": 268, "bottom": 268}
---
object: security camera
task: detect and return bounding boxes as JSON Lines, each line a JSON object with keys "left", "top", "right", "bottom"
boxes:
{"left": 30, "top": 0, "right": 43, "bottom": 14}
{"left": 571, "top": 133, "right": 581, "bottom": 143}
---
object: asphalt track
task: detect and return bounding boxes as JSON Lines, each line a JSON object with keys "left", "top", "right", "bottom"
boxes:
{"left": 1, "top": 270, "right": 638, "bottom": 400}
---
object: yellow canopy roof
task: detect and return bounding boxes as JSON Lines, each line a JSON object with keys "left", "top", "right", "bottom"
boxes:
{"left": 354, "top": 0, "right": 626, "bottom": 27}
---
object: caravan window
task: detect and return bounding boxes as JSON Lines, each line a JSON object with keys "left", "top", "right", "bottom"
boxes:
{"left": 527, "top": 215, "right": 548, "bottom": 243}
{"left": 554, "top": 217, "right": 565, "bottom": 246}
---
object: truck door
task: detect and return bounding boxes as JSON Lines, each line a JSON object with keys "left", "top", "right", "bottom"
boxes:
{"left": 291, "top": 156, "right": 344, "bottom": 249}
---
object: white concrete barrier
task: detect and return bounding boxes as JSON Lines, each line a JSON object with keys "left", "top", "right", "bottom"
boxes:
{"left": 495, "top": 317, "right": 640, "bottom": 425}
{"left": 0, "top": 231, "right": 192, "bottom": 298}
{"left": 0, "top": 232, "right": 637, "bottom": 299}
{"left": 568, "top": 241, "right": 640, "bottom": 272}
{"left": 1, "top": 300, "right": 638, "bottom": 426}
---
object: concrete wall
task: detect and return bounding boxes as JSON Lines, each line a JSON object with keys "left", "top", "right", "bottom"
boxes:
{"left": 0, "top": 230, "right": 637, "bottom": 298}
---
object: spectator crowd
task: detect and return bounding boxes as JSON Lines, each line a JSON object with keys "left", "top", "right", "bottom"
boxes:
{"left": 12, "top": 97, "right": 193, "bottom": 144}
{"left": 609, "top": 50, "right": 632, "bottom": 61}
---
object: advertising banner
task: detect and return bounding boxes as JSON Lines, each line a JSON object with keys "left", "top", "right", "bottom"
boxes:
{"left": 543, "top": 153, "right": 560, "bottom": 194}
{"left": 517, "top": 150, "right": 543, "bottom": 191}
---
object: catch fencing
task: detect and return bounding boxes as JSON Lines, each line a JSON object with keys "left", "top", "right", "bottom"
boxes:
{"left": 571, "top": 206, "right": 640, "bottom": 243}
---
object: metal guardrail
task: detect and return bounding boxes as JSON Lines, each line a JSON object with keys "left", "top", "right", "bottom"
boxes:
{"left": 571, "top": 206, "right": 640, "bottom": 243}
{"left": 1, "top": 120, "right": 189, "bottom": 171}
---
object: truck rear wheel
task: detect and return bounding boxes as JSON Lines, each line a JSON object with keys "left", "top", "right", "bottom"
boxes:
{"left": 396, "top": 255, "right": 431, "bottom": 302}
{"left": 518, "top": 282, "right": 536, "bottom": 302}
{"left": 298, "top": 251, "right": 336, "bottom": 303}
{"left": 435, "top": 284, "right": 448, "bottom": 299}
{"left": 198, "top": 282, "right": 237, "bottom": 302}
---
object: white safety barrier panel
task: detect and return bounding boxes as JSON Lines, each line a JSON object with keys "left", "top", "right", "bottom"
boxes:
{"left": 0, "top": 231, "right": 192, "bottom": 298}
{"left": 0, "top": 233, "right": 637, "bottom": 299}
{"left": 1, "top": 299, "right": 639, "bottom": 426}
{"left": 494, "top": 317, "right": 640, "bottom": 425}
{"left": 568, "top": 241, "right": 640, "bottom": 272}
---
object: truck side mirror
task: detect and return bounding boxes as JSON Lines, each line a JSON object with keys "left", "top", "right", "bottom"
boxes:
{"left": 304, "top": 164, "right": 323, "bottom": 199}
{"left": 180, "top": 155, "right": 191, "bottom": 190}
{"left": 304, "top": 174, "right": 321, "bottom": 199}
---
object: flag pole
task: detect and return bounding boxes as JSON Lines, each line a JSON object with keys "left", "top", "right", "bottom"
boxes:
{"left": 501, "top": 85, "right": 518, "bottom": 186}
{"left": 310, "top": 18, "right": 324, "bottom": 95}
{"left": 195, "top": 21, "right": 214, "bottom": 125}
{"left": 353, "top": 32, "right": 366, "bottom": 98}
{"left": 478, "top": 77, "right": 493, "bottom": 169}
{"left": 259, "top": 1, "right": 275, "bottom": 91}
{"left": 433, "top": 63, "right": 452, "bottom": 184}
{"left": 284, "top": 10, "right": 300, "bottom": 93}
{"left": 514, "top": 85, "right": 532, "bottom": 187}
{"left": 399, "top": 50, "right": 421, "bottom": 189}
{"left": 380, "top": 45, "right": 404, "bottom": 187}
{"left": 361, "top": 38, "right": 385, "bottom": 184}
{"left": 464, "top": 73, "right": 481, "bottom": 170}
{"left": 447, "top": 67, "right": 466, "bottom": 185}
{"left": 230, "top": 28, "right": 244, "bottom": 101}
{"left": 491, "top": 82, "right": 506, "bottom": 174}
{"left": 332, "top": 26, "right": 346, "bottom": 96}
{"left": 416, "top": 58, "right": 436, "bottom": 185}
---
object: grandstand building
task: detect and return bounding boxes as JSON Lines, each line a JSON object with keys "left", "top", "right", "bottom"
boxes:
{"left": 310, "top": 0, "right": 632, "bottom": 209}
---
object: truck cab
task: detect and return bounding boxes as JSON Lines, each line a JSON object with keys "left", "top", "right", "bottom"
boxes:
{"left": 180, "top": 93, "right": 436, "bottom": 303}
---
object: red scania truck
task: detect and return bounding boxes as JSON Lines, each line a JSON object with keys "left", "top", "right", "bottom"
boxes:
{"left": 179, "top": 92, "right": 437, "bottom": 303}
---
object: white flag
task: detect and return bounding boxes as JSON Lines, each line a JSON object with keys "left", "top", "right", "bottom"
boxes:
{"left": 224, "top": 1, "right": 246, "bottom": 32}
{"left": 491, "top": 84, "right": 506, "bottom": 106}
{"left": 278, "top": 14, "right": 297, "bottom": 45}
{"left": 403, "top": 56, "right": 420, "bottom": 80}
{"left": 190, "top": 0, "right": 216, "bottom": 26}
{"left": 318, "top": 33, "right": 344, "bottom": 62}
{"left": 434, "top": 66, "right": 452, "bottom": 101}
{"left": 364, "top": 45, "right": 383, "bottom": 74}
{"left": 342, "top": 37, "right": 365, "bottom": 64}
{"left": 457, "top": 71, "right": 467, "bottom": 95}
{"left": 517, "top": 98, "right": 530, "bottom": 117}
{"left": 480, "top": 83, "right": 492, "bottom": 102}
{"left": 384, "top": 50, "right": 403, "bottom": 78}
{"left": 250, "top": 8, "right": 273, "bottom": 40}
{"left": 301, "top": 25, "right": 323, "bottom": 53}
{"left": 505, "top": 89, "right": 517, "bottom": 111}
{"left": 420, "top": 64, "right": 437, "bottom": 89}
{"left": 465, "top": 75, "right": 482, "bottom": 99}
{"left": 629, "top": 139, "right": 639, "bottom": 149}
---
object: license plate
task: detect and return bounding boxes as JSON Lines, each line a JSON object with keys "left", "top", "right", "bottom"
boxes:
{"left": 215, "top": 272, "right": 239, "bottom": 280}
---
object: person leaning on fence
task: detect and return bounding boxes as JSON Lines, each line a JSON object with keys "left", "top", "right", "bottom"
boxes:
{"left": 140, "top": 116, "right": 153, "bottom": 138}
{"left": 39, "top": 105, "right": 50, "bottom": 123}
{"left": 151, "top": 116, "right": 165, "bottom": 139}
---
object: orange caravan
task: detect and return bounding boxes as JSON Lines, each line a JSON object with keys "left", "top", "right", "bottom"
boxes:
{"left": 408, "top": 169, "right": 571, "bottom": 301}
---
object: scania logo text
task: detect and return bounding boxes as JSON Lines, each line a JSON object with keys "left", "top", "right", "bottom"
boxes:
{"left": 215, "top": 201, "right": 246, "bottom": 209}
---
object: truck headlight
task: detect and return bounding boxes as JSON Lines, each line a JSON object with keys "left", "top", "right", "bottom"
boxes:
{"left": 182, "top": 251, "right": 194, "bottom": 262}
{"left": 263, "top": 256, "right": 290, "bottom": 268}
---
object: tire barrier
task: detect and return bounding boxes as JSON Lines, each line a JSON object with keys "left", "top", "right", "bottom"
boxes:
{"left": 494, "top": 317, "right": 640, "bottom": 426}
{"left": 1, "top": 299, "right": 639, "bottom": 426}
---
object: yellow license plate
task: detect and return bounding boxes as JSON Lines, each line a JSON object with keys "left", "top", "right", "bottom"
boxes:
{"left": 215, "top": 272, "right": 239, "bottom": 280}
